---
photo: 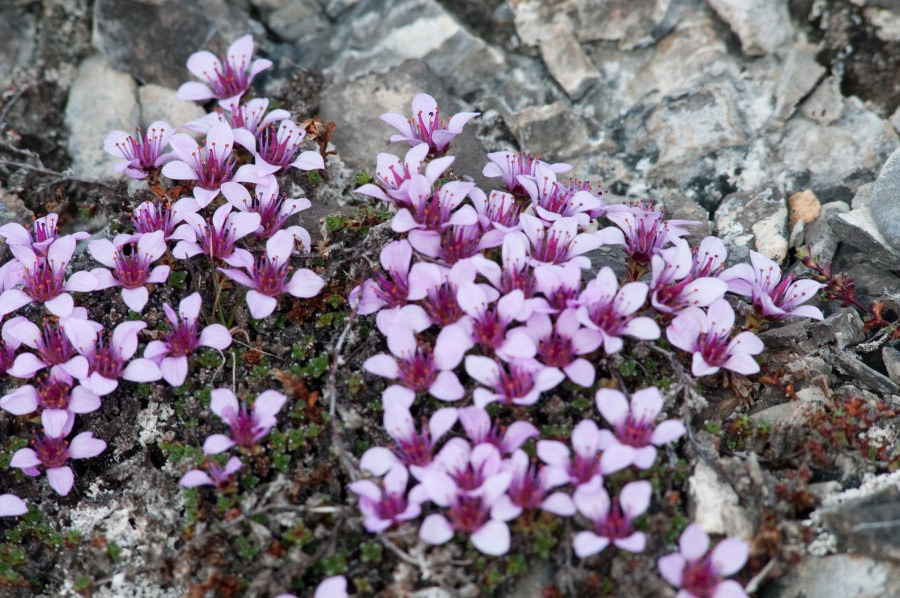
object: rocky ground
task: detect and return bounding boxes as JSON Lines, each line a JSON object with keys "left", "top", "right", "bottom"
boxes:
{"left": 1, "top": 0, "right": 900, "bottom": 596}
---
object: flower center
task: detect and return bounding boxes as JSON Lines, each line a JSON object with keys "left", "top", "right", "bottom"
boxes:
{"left": 448, "top": 495, "right": 488, "bottom": 534}
{"left": 397, "top": 348, "right": 437, "bottom": 393}
{"left": 37, "top": 322, "right": 75, "bottom": 365}
{"left": 38, "top": 376, "right": 71, "bottom": 410}
{"left": 252, "top": 257, "right": 289, "bottom": 297}
{"left": 166, "top": 320, "right": 200, "bottom": 357}
{"left": 34, "top": 434, "right": 69, "bottom": 468}
{"left": 23, "top": 260, "right": 65, "bottom": 302}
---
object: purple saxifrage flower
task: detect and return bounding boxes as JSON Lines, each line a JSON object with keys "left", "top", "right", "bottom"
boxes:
{"left": 10, "top": 409, "right": 106, "bottom": 496}
{"left": 491, "top": 449, "right": 575, "bottom": 520}
{"left": 185, "top": 98, "right": 290, "bottom": 147}
{"left": 380, "top": 93, "right": 478, "bottom": 158}
{"left": 0, "top": 213, "right": 89, "bottom": 257}
{"left": 466, "top": 356, "right": 564, "bottom": 408}
{"left": 348, "top": 463, "right": 421, "bottom": 532}
{"left": 4, "top": 315, "right": 87, "bottom": 379}
{"left": 218, "top": 229, "right": 325, "bottom": 319}
{"left": 447, "top": 283, "right": 535, "bottom": 360}
{"left": 658, "top": 524, "right": 749, "bottom": 598}
{"left": 720, "top": 250, "right": 824, "bottom": 321}
{"left": 0, "top": 235, "right": 98, "bottom": 318}
{"left": 457, "top": 405, "right": 538, "bottom": 456}
{"left": 131, "top": 198, "right": 198, "bottom": 241}
{"left": 666, "top": 299, "right": 764, "bottom": 377}
{"left": 180, "top": 456, "right": 243, "bottom": 489}
{"left": 482, "top": 151, "right": 572, "bottom": 199}
{"left": 573, "top": 478, "right": 652, "bottom": 557}
{"left": 359, "top": 405, "right": 457, "bottom": 479}
{"left": 527, "top": 309, "right": 603, "bottom": 388}
{"left": 350, "top": 240, "right": 421, "bottom": 316}
{"left": 143, "top": 293, "right": 233, "bottom": 386}
{"left": 0, "top": 494, "right": 27, "bottom": 517}
{"left": 356, "top": 144, "right": 454, "bottom": 205}
{"left": 222, "top": 181, "right": 312, "bottom": 243}
{"left": 518, "top": 164, "right": 602, "bottom": 225}
{"left": 393, "top": 179, "right": 479, "bottom": 236}
{"left": 537, "top": 419, "right": 634, "bottom": 488}
{"left": 606, "top": 204, "right": 698, "bottom": 267}
{"left": 0, "top": 365, "right": 100, "bottom": 418}
{"left": 89, "top": 231, "right": 170, "bottom": 312}
{"left": 103, "top": 121, "right": 174, "bottom": 179}
{"left": 177, "top": 34, "right": 272, "bottom": 108}
{"left": 203, "top": 388, "right": 287, "bottom": 454}
{"left": 650, "top": 238, "right": 728, "bottom": 315}
{"left": 162, "top": 122, "right": 258, "bottom": 208}
{"left": 517, "top": 214, "right": 607, "bottom": 269}
{"left": 575, "top": 267, "right": 660, "bottom": 354}
{"left": 249, "top": 119, "right": 324, "bottom": 177}
{"left": 595, "top": 387, "right": 685, "bottom": 469}
{"left": 363, "top": 324, "right": 466, "bottom": 409}
{"left": 173, "top": 203, "right": 261, "bottom": 265}
{"left": 64, "top": 319, "right": 162, "bottom": 396}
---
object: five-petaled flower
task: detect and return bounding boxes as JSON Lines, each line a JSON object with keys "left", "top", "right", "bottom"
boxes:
{"left": 595, "top": 387, "right": 685, "bottom": 469}
{"left": 720, "top": 250, "right": 824, "bottom": 321}
{"left": 380, "top": 93, "right": 478, "bottom": 158}
{"left": 180, "top": 456, "right": 243, "bottom": 489}
{"left": 103, "top": 121, "right": 175, "bottom": 179}
{"left": 348, "top": 463, "right": 422, "bottom": 532}
{"left": 89, "top": 231, "right": 170, "bottom": 312}
{"left": 176, "top": 34, "right": 273, "bottom": 108}
{"left": 203, "top": 388, "right": 287, "bottom": 454}
{"left": 573, "top": 478, "right": 652, "bottom": 557}
{"left": 657, "top": 524, "right": 749, "bottom": 598}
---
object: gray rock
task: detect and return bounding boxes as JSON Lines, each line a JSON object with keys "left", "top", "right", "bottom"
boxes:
{"left": 64, "top": 53, "right": 140, "bottom": 181}
{"left": 137, "top": 84, "right": 206, "bottom": 131}
{"left": 505, "top": 101, "right": 591, "bottom": 159}
{"left": 267, "top": 2, "right": 330, "bottom": 43}
{"left": 801, "top": 200, "right": 848, "bottom": 265}
{"left": 829, "top": 205, "right": 900, "bottom": 272}
{"left": 750, "top": 392, "right": 825, "bottom": 427}
{"left": 768, "top": 553, "right": 899, "bottom": 598}
{"left": 687, "top": 461, "right": 755, "bottom": 538}
{"left": 318, "top": 60, "right": 487, "bottom": 185}
{"left": 800, "top": 76, "right": 845, "bottom": 126}
{"left": 653, "top": 188, "right": 712, "bottom": 246}
{"left": 645, "top": 82, "right": 748, "bottom": 171}
{"left": 574, "top": 0, "right": 673, "bottom": 49}
{"left": 883, "top": 346, "right": 900, "bottom": 384}
{"left": 834, "top": 351, "right": 900, "bottom": 395}
{"left": 423, "top": 25, "right": 507, "bottom": 97}
{"left": 539, "top": 23, "right": 599, "bottom": 100}
{"left": 0, "top": 183, "right": 35, "bottom": 262}
{"left": 820, "top": 484, "right": 900, "bottom": 562}
{"left": 870, "top": 148, "right": 900, "bottom": 250}
{"left": 705, "top": 0, "right": 792, "bottom": 56}
{"left": 780, "top": 97, "right": 898, "bottom": 190}
{"left": 773, "top": 43, "right": 826, "bottom": 124}
{"left": 851, "top": 183, "right": 875, "bottom": 209}
{"left": 0, "top": 6, "right": 36, "bottom": 84}
{"left": 714, "top": 186, "right": 788, "bottom": 264}
{"left": 92, "top": 0, "right": 254, "bottom": 88}
{"left": 831, "top": 247, "right": 900, "bottom": 304}
{"left": 809, "top": 309, "right": 865, "bottom": 351}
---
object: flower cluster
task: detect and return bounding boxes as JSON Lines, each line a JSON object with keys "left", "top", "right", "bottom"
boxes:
{"left": 346, "top": 92, "right": 822, "bottom": 589}
{"left": 0, "top": 34, "right": 326, "bottom": 513}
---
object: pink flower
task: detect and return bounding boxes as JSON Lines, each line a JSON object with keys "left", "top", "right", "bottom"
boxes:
{"left": 720, "top": 251, "right": 823, "bottom": 321}
{"left": 457, "top": 406, "right": 538, "bottom": 456}
{"left": 242, "top": 120, "right": 324, "bottom": 180}
{"left": 131, "top": 198, "right": 199, "bottom": 241}
{"left": 10, "top": 409, "right": 106, "bottom": 496}
{"left": 446, "top": 283, "right": 535, "bottom": 360}
{"left": 482, "top": 151, "right": 571, "bottom": 199}
{"left": 380, "top": 93, "right": 478, "bottom": 158}
{"left": 392, "top": 179, "right": 479, "bottom": 236}
{"left": 573, "top": 478, "right": 652, "bottom": 557}
{"left": 0, "top": 365, "right": 100, "bottom": 418}
{"left": 173, "top": 203, "right": 261, "bottom": 265}
{"left": 517, "top": 214, "right": 607, "bottom": 269}
{"left": 89, "top": 231, "right": 170, "bottom": 312}
{"left": 658, "top": 524, "right": 749, "bottom": 598}
{"left": 650, "top": 238, "right": 728, "bottom": 315}
{"left": 185, "top": 98, "right": 290, "bottom": 148}
{"left": 606, "top": 204, "right": 698, "bottom": 266}
{"left": 0, "top": 494, "right": 27, "bottom": 517}
{"left": 666, "top": 300, "right": 764, "bottom": 377}
{"left": 411, "top": 222, "right": 499, "bottom": 265}
{"left": 0, "top": 213, "right": 89, "bottom": 257}
{"left": 103, "top": 121, "right": 174, "bottom": 179}
{"left": 63, "top": 320, "right": 162, "bottom": 395}
{"left": 359, "top": 405, "right": 457, "bottom": 479}
{"left": 180, "top": 456, "right": 243, "bottom": 488}
{"left": 518, "top": 163, "right": 602, "bottom": 225}
{"left": 221, "top": 181, "right": 312, "bottom": 243}
{"left": 491, "top": 449, "right": 575, "bottom": 520}
{"left": 203, "top": 388, "right": 287, "bottom": 454}
{"left": 575, "top": 267, "right": 660, "bottom": 354}
{"left": 537, "top": 420, "right": 634, "bottom": 488}
{"left": 595, "top": 387, "right": 685, "bottom": 469}
{"left": 0, "top": 235, "right": 98, "bottom": 317}
{"left": 527, "top": 309, "right": 602, "bottom": 387}
{"left": 349, "top": 240, "right": 419, "bottom": 316}
{"left": 407, "top": 259, "right": 476, "bottom": 327}
{"left": 465, "top": 356, "right": 564, "bottom": 408}
{"left": 348, "top": 463, "right": 421, "bottom": 532}
{"left": 3, "top": 314, "right": 92, "bottom": 379}
{"left": 418, "top": 460, "right": 513, "bottom": 556}
{"left": 143, "top": 293, "right": 233, "bottom": 386}
{"left": 162, "top": 123, "right": 259, "bottom": 208}
{"left": 472, "top": 234, "right": 536, "bottom": 299}
{"left": 469, "top": 189, "right": 522, "bottom": 240}
{"left": 533, "top": 262, "right": 582, "bottom": 314}
{"left": 177, "top": 34, "right": 272, "bottom": 108}
{"left": 363, "top": 324, "right": 465, "bottom": 408}
{"left": 218, "top": 230, "right": 325, "bottom": 319}
{"left": 356, "top": 144, "right": 453, "bottom": 204}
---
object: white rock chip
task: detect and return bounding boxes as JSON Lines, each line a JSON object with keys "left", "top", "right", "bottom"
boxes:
{"left": 688, "top": 461, "right": 755, "bottom": 538}
{"left": 64, "top": 53, "right": 139, "bottom": 181}
{"left": 138, "top": 84, "right": 206, "bottom": 131}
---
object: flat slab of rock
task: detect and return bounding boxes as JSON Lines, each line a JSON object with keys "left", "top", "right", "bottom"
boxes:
{"left": 539, "top": 23, "right": 599, "bottom": 100}
{"left": 869, "top": 148, "right": 900, "bottom": 250}
{"left": 829, "top": 204, "right": 900, "bottom": 272}
{"left": 772, "top": 553, "right": 899, "bottom": 598}
{"left": 705, "top": 0, "right": 792, "bottom": 56}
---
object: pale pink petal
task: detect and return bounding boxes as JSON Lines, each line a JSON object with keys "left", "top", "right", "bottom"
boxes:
{"left": 180, "top": 470, "right": 214, "bottom": 487}
{"left": 573, "top": 531, "right": 610, "bottom": 558}
{"left": 679, "top": 524, "right": 710, "bottom": 561}
{"left": 199, "top": 324, "right": 232, "bottom": 349}
{"left": 46, "top": 467, "right": 75, "bottom": 496}
{"left": 595, "top": 388, "right": 629, "bottom": 426}
{"left": 710, "top": 538, "right": 749, "bottom": 576}
{"left": 470, "top": 519, "right": 510, "bottom": 555}
{"left": 68, "top": 432, "right": 106, "bottom": 459}
{"left": 203, "top": 434, "right": 235, "bottom": 455}
{"left": 658, "top": 553, "right": 686, "bottom": 587}
{"left": 419, "top": 514, "right": 454, "bottom": 545}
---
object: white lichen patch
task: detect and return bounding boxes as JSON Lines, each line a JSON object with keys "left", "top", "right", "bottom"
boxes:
{"left": 137, "top": 401, "right": 175, "bottom": 447}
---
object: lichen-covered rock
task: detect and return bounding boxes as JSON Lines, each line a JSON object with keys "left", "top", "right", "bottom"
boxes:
{"left": 714, "top": 186, "right": 788, "bottom": 264}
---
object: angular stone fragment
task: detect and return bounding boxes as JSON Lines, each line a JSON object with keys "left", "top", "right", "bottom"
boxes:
{"left": 773, "top": 43, "right": 826, "bottom": 123}
{"left": 574, "top": 0, "right": 673, "bottom": 49}
{"left": 539, "top": 23, "right": 599, "bottom": 100}
{"left": 829, "top": 205, "right": 900, "bottom": 272}
{"left": 138, "top": 84, "right": 205, "bottom": 131}
{"left": 714, "top": 186, "right": 788, "bottom": 264}
{"left": 705, "top": 0, "right": 792, "bottom": 56}
{"left": 869, "top": 148, "right": 900, "bottom": 251}
{"left": 507, "top": 101, "right": 591, "bottom": 158}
